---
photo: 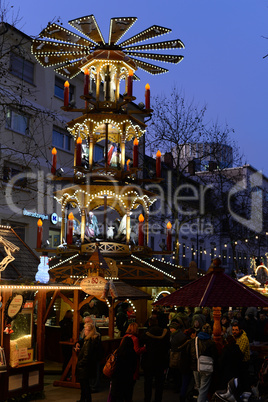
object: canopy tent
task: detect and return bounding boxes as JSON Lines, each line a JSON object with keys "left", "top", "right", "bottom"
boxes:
{"left": 153, "top": 262, "right": 268, "bottom": 345}
{"left": 153, "top": 267, "right": 268, "bottom": 308}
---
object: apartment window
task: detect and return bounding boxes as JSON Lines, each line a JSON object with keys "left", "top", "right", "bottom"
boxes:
{"left": 10, "top": 53, "right": 34, "bottom": 84}
{"left": 2, "top": 161, "right": 28, "bottom": 187}
{"left": 52, "top": 128, "right": 72, "bottom": 152}
{"left": 6, "top": 108, "right": 29, "bottom": 135}
{"left": 55, "top": 76, "right": 74, "bottom": 102}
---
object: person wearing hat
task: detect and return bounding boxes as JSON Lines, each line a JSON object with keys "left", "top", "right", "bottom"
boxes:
{"left": 168, "top": 320, "right": 187, "bottom": 393}
{"left": 171, "top": 307, "right": 190, "bottom": 330}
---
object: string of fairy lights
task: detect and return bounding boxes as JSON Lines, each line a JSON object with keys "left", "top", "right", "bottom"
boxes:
{"left": 173, "top": 232, "right": 268, "bottom": 263}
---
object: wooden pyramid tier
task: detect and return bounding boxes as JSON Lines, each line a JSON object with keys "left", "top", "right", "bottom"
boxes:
{"left": 67, "top": 113, "right": 146, "bottom": 144}
{"left": 54, "top": 183, "right": 156, "bottom": 253}
{"left": 54, "top": 183, "right": 156, "bottom": 214}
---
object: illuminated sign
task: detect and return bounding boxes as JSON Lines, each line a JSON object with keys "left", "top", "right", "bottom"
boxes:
{"left": 23, "top": 209, "right": 48, "bottom": 220}
{"left": 80, "top": 276, "right": 108, "bottom": 299}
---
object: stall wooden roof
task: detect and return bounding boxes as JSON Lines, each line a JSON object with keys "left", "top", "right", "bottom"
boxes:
{"left": 109, "top": 280, "right": 151, "bottom": 300}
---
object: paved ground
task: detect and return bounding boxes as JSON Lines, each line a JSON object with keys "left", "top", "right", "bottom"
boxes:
{"left": 36, "top": 373, "right": 182, "bottom": 402}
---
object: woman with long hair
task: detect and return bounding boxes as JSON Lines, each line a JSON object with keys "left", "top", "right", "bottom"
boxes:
{"left": 122, "top": 323, "right": 146, "bottom": 395}
{"left": 110, "top": 336, "right": 137, "bottom": 402}
{"left": 75, "top": 322, "right": 102, "bottom": 402}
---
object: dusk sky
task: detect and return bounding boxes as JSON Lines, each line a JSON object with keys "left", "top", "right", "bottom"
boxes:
{"left": 11, "top": 0, "right": 268, "bottom": 174}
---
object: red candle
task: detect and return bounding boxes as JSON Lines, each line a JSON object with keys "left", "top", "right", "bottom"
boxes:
{"left": 37, "top": 219, "right": 43, "bottom": 248}
{"left": 128, "top": 70, "right": 133, "bottom": 97}
{"left": 51, "top": 147, "right": 57, "bottom": 174}
{"left": 126, "top": 159, "right": 131, "bottom": 171}
{"left": 156, "top": 150, "right": 161, "bottom": 178}
{"left": 84, "top": 69, "right": 89, "bottom": 95}
{"left": 67, "top": 212, "right": 74, "bottom": 245}
{"left": 133, "top": 138, "right": 139, "bottom": 168}
{"left": 76, "top": 137, "right": 82, "bottom": 167}
{"left": 64, "top": 81, "right": 69, "bottom": 107}
{"left": 145, "top": 83, "right": 150, "bottom": 109}
{"left": 166, "top": 221, "right": 172, "bottom": 251}
{"left": 138, "top": 214, "right": 144, "bottom": 246}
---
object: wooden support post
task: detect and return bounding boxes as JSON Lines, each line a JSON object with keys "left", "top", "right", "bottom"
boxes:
{"left": 1, "top": 290, "right": 12, "bottom": 347}
{"left": 104, "top": 195, "right": 107, "bottom": 241}
{"left": 212, "top": 306, "right": 223, "bottom": 351}
{"left": 36, "top": 290, "right": 46, "bottom": 362}
{"left": 61, "top": 210, "right": 65, "bottom": 244}
{"left": 108, "top": 299, "right": 115, "bottom": 339}
{"left": 96, "top": 71, "right": 100, "bottom": 102}
{"left": 43, "top": 290, "right": 59, "bottom": 324}
{"left": 115, "top": 70, "right": 120, "bottom": 103}
{"left": 81, "top": 209, "right": 86, "bottom": 244}
{"left": 73, "top": 290, "right": 80, "bottom": 342}
{"left": 126, "top": 209, "right": 131, "bottom": 245}
{"left": 89, "top": 135, "right": 94, "bottom": 168}
{"left": 54, "top": 290, "right": 80, "bottom": 388}
{"left": 121, "top": 125, "right": 126, "bottom": 170}
{"left": 1, "top": 290, "right": 12, "bottom": 365}
{"left": 145, "top": 213, "right": 149, "bottom": 246}
{"left": 71, "top": 290, "right": 80, "bottom": 382}
{"left": 105, "top": 123, "right": 109, "bottom": 168}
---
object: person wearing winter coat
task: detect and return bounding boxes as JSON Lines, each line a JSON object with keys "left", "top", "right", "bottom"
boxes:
{"left": 75, "top": 322, "right": 102, "bottom": 402}
{"left": 110, "top": 336, "right": 137, "bottom": 402}
{"left": 168, "top": 320, "right": 187, "bottom": 392}
{"left": 192, "top": 307, "right": 206, "bottom": 328}
{"left": 75, "top": 316, "right": 103, "bottom": 393}
{"left": 231, "top": 322, "right": 250, "bottom": 362}
{"left": 141, "top": 317, "right": 170, "bottom": 402}
{"left": 231, "top": 322, "right": 251, "bottom": 392}
{"left": 256, "top": 310, "right": 268, "bottom": 342}
{"left": 171, "top": 307, "right": 190, "bottom": 330}
{"left": 243, "top": 311, "right": 258, "bottom": 343}
{"left": 218, "top": 335, "right": 243, "bottom": 390}
{"left": 220, "top": 314, "right": 231, "bottom": 340}
{"left": 188, "top": 323, "right": 218, "bottom": 402}
{"left": 122, "top": 322, "right": 146, "bottom": 380}
{"left": 178, "top": 328, "right": 196, "bottom": 402}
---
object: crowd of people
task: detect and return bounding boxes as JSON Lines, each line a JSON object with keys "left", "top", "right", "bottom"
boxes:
{"left": 59, "top": 304, "right": 268, "bottom": 402}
